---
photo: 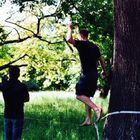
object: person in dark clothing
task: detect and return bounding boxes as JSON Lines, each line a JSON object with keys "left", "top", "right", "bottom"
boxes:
{"left": 0, "top": 66, "right": 29, "bottom": 140}
{"left": 66, "top": 21, "right": 106, "bottom": 125}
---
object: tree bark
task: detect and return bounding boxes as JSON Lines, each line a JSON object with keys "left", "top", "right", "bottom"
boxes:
{"left": 103, "top": 0, "right": 140, "bottom": 139}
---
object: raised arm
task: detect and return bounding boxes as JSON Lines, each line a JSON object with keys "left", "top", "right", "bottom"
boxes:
{"left": 66, "top": 21, "right": 75, "bottom": 45}
{"left": 98, "top": 57, "right": 106, "bottom": 79}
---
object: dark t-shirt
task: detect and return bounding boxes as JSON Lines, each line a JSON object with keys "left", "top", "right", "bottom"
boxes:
{"left": 74, "top": 40, "right": 101, "bottom": 75}
{"left": 1, "top": 79, "right": 29, "bottom": 119}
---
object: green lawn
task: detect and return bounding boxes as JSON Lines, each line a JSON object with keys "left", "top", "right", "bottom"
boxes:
{"left": 0, "top": 91, "right": 109, "bottom": 140}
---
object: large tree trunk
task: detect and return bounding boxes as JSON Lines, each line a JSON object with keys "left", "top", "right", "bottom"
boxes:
{"left": 103, "top": 0, "right": 140, "bottom": 139}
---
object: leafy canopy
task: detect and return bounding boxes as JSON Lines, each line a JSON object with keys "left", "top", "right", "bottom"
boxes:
{"left": 0, "top": 0, "right": 113, "bottom": 91}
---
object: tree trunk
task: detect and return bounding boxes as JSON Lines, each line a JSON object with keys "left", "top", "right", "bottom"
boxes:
{"left": 103, "top": 0, "right": 140, "bottom": 139}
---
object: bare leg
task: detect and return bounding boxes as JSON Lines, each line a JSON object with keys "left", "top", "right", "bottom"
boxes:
{"left": 76, "top": 95, "right": 102, "bottom": 122}
{"left": 85, "top": 104, "right": 91, "bottom": 122}
{"left": 80, "top": 104, "right": 92, "bottom": 126}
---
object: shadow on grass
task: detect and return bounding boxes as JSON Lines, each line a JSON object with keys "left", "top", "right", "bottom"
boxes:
{"left": 0, "top": 93, "right": 108, "bottom": 140}
{"left": 22, "top": 98, "right": 106, "bottom": 140}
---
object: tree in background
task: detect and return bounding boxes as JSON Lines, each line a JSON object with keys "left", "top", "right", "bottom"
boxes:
{"left": 103, "top": 0, "right": 140, "bottom": 139}
{"left": 0, "top": 0, "right": 113, "bottom": 91}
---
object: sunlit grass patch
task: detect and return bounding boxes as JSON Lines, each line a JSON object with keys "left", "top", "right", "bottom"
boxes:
{"left": 0, "top": 91, "right": 109, "bottom": 140}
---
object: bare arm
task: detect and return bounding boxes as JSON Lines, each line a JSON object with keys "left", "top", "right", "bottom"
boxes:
{"left": 98, "top": 57, "right": 106, "bottom": 79}
{"left": 66, "top": 21, "right": 75, "bottom": 45}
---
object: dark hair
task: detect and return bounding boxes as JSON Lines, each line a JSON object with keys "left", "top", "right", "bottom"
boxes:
{"left": 79, "top": 29, "right": 88, "bottom": 37}
{"left": 9, "top": 66, "right": 20, "bottom": 79}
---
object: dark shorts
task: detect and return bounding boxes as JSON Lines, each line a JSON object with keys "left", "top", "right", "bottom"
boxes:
{"left": 75, "top": 73, "right": 98, "bottom": 97}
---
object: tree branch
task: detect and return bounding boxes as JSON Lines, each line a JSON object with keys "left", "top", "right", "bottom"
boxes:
{"left": 0, "top": 36, "right": 32, "bottom": 45}
{"left": 0, "top": 4, "right": 64, "bottom": 46}
{"left": 0, "top": 26, "right": 21, "bottom": 40}
{"left": 0, "top": 54, "right": 28, "bottom": 71}
{"left": 63, "top": 36, "right": 74, "bottom": 52}
{"left": 36, "top": 0, "right": 61, "bottom": 35}
{"left": 5, "top": 18, "right": 35, "bottom": 35}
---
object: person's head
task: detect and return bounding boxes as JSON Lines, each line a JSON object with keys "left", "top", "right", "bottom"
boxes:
{"left": 9, "top": 66, "right": 20, "bottom": 79}
{"left": 78, "top": 29, "right": 89, "bottom": 40}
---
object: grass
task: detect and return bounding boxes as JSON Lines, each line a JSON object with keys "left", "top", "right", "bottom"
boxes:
{"left": 0, "top": 91, "right": 109, "bottom": 140}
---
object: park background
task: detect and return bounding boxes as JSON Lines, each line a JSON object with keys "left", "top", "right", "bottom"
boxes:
{"left": 0, "top": 0, "right": 113, "bottom": 139}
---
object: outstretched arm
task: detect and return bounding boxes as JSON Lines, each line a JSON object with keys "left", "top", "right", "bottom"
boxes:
{"left": 98, "top": 57, "right": 106, "bottom": 79}
{"left": 66, "top": 21, "right": 75, "bottom": 45}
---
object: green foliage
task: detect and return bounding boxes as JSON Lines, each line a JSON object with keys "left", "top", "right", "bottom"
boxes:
{"left": 0, "top": 27, "right": 8, "bottom": 44}
{"left": 0, "top": 0, "right": 5, "bottom": 7}
{"left": 0, "top": 0, "right": 113, "bottom": 91}
{"left": 61, "top": 0, "right": 113, "bottom": 38}
{"left": 0, "top": 91, "right": 109, "bottom": 139}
